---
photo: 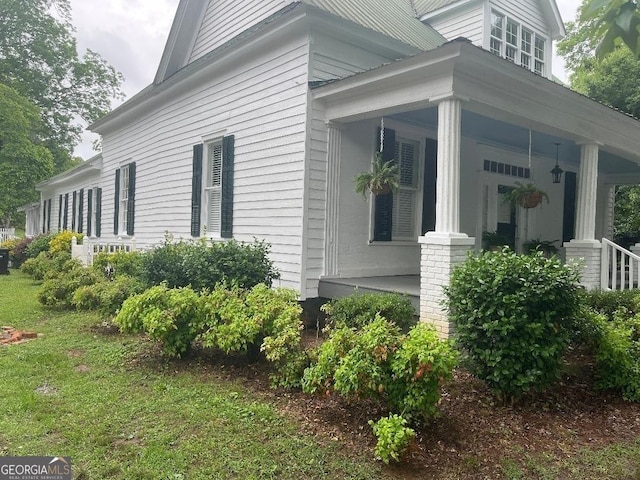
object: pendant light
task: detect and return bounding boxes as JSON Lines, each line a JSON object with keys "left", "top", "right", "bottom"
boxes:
{"left": 551, "top": 142, "right": 564, "bottom": 184}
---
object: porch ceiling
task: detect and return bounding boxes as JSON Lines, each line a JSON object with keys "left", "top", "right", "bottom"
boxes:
{"left": 390, "top": 108, "right": 640, "bottom": 176}
{"left": 313, "top": 39, "right": 640, "bottom": 168}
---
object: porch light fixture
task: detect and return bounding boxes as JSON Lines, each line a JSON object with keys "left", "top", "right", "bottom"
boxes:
{"left": 551, "top": 142, "right": 564, "bottom": 184}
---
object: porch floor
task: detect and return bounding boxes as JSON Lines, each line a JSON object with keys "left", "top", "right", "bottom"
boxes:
{"left": 318, "top": 275, "right": 420, "bottom": 311}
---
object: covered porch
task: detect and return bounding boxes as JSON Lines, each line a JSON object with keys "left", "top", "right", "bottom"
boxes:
{"left": 312, "top": 39, "right": 640, "bottom": 336}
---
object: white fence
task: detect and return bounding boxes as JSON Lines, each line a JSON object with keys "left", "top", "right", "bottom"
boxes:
{"left": 0, "top": 228, "right": 16, "bottom": 243}
{"left": 71, "top": 236, "right": 137, "bottom": 266}
{"left": 601, "top": 238, "right": 640, "bottom": 291}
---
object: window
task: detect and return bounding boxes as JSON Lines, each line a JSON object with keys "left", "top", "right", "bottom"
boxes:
{"left": 191, "top": 136, "right": 234, "bottom": 238}
{"left": 489, "top": 10, "right": 546, "bottom": 76}
{"left": 490, "top": 11, "right": 503, "bottom": 55}
{"left": 114, "top": 162, "right": 136, "bottom": 236}
{"left": 392, "top": 137, "right": 420, "bottom": 240}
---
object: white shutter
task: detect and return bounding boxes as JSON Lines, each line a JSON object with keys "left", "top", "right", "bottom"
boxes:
{"left": 392, "top": 137, "right": 419, "bottom": 239}
{"left": 206, "top": 142, "right": 223, "bottom": 234}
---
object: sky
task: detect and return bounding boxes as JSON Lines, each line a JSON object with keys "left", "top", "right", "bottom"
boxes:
{"left": 69, "top": 0, "right": 581, "bottom": 159}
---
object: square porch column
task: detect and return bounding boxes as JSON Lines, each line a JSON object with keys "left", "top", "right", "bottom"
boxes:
{"left": 564, "top": 142, "right": 601, "bottom": 289}
{"left": 420, "top": 97, "right": 474, "bottom": 337}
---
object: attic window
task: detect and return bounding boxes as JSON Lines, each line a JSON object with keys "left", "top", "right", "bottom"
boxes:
{"left": 489, "top": 10, "right": 547, "bottom": 76}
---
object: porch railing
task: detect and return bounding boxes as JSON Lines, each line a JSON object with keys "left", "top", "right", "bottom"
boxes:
{"left": 71, "top": 236, "right": 136, "bottom": 267}
{"left": 0, "top": 228, "right": 16, "bottom": 243}
{"left": 601, "top": 238, "right": 640, "bottom": 291}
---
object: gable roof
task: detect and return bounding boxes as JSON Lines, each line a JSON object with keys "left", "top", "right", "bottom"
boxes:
{"left": 301, "top": 0, "right": 445, "bottom": 51}
{"left": 412, "top": 0, "right": 460, "bottom": 16}
{"left": 155, "top": 0, "right": 446, "bottom": 84}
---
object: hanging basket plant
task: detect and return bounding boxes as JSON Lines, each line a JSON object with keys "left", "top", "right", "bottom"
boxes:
{"left": 353, "top": 152, "right": 399, "bottom": 198}
{"left": 503, "top": 182, "right": 549, "bottom": 209}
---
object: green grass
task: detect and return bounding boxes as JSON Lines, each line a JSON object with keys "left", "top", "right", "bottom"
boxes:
{"left": 0, "top": 272, "right": 384, "bottom": 479}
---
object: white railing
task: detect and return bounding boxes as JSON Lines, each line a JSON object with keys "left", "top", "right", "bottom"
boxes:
{"left": 601, "top": 238, "right": 640, "bottom": 291}
{"left": 71, "top": 236, "right": 136, "bottom": 266}
{"left": 0, "top": 228, "right": 16, "bottom": 243}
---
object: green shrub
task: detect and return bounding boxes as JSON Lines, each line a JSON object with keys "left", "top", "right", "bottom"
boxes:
{"left": 141, "top": 237, "right": 280, "bottom": 290}
{"left": 198, "top": 284, "right": 305, "bottom": 386}
{"left": 24, "top": 233, "right": 54, "bottom": 259}
{"left": 38, "top": 265, "right": 100, "bottom": 309}
{"left": 322, "top": 292, "right": 416, "bottom": 331}
{"left": 49, "top": 230, "right": 83, "bottom": 255}
{"left": 92, "top": 251, "right": 144, "bottom": 279}
{"left": 593, "top": 309, "right": 640, "bottom": 401}
{"left": 444, "top": 249, "right": 581, "bottom": 402}
{"left": 302, "top": 317, "right": 457, "bottom": 422}
{"left": 583, "top": 289, "right": 640, "bottom": 320}
{"left": 9, "top": 236, "right": 33, "bottom": 267}
{"left": 115, "top": 284, "right": 203, "bottom": 357}
{"left": 368, "top": 414, "right": 416, "bottom": 464}
{"left": 21, "top": 251, "right": 72, "bottom": 281}
{"left": 1, "top": 238, "right": 19, "bottom": 266}
{"left": 73, "top": 275, "right": 146, "bottom": 317}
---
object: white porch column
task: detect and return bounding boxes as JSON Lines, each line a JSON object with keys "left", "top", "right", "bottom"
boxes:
{"left": 565, "top": 142, "right": 601, "bottom": 289}
{"left": 420, "top": 97, "right": 474, "bottom": 337}
{"left": 324, "top": 122, "right": 341, "bottom": 277}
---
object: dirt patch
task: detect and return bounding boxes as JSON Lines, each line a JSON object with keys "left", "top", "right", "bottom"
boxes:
{"left": 1, "top": 326, "right": 38, "bottom": 345}
{"left": 74, "top": 364, "right": 91, "bottom": 373}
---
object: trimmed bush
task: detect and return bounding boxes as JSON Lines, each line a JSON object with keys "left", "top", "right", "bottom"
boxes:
{"left": 302, "top": 317, "right": 457, "bottom": 422}
{"left": 369, "top": 414, "right": 416, "bottom": 464}
{"left": 24, "top": 233, "right": 54, "bottom": 259}
{"left": 49, "top": 230, "right": 83, "bottom": 255}
{"left": 583, "top": 289, "right": 640, "bottom": 320}
{"left": 115, "top": 284, "right": 202, "bottom": 357}
{"left": 73, "top": 275, "right": 146, "bottom": 317}
{"left": 21, "top": 251, "right": 72, "bottom": 281}
{"left": 9, "top": 236, "right": 33, "bottom": 267}
{"left": 322, "top": 292, "right": 416, "bottom": 331}
{"left": 141, "top": 237, "right": 280, "bottom": 290}
{"left": 38, "top": 264, "right": 99, "bottom": 309}
{"left": 92, "top": 251, "right": 144, "bottom": 279}
{"left": 444, "top": 249, "right": 581, "bottom": 402}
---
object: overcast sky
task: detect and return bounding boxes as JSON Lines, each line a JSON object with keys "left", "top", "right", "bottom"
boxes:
{"left": 69, "top": 0, "right": 581, "bottom": 159}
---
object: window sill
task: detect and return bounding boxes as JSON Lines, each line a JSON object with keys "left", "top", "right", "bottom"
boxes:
{"left": 368, "top": 240, "right": 418, "bottom": 246}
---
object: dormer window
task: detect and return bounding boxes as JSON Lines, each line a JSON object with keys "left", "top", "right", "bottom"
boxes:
{"left": 489, "top": 10, "right": 546, "bottom": 76}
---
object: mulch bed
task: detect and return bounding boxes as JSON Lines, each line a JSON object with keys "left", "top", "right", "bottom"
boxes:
{"left": 116, "top": 327, "right": 640, "bottom": 479}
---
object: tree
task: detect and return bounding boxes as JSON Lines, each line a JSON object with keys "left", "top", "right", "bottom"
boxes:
{"left": 0, "top": 84, "right": 54, "bottom": 227}
{"left": 0, "top": 0, "right": 124, "bottom": 172}
{"left": 579, "top": 0, "right": 640, "bottom": 59}
{"left": 559, "top": 2, "right": 640, "bottom": 245}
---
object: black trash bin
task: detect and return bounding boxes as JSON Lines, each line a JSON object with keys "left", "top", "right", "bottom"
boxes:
{"left": 0, "top": 248, "right": 9, "bottom": 275}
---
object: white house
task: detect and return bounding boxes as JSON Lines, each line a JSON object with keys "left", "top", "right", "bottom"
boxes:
{"left": 36, "top": 0, "right": 640, "bottom": 335}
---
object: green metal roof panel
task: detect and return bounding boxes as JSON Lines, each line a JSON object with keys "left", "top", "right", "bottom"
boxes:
{"left": 413, "top": 0, "right": 461, "bottom": 16}
{"left": 302, "top": 0, "right": 446, "bottom": 51}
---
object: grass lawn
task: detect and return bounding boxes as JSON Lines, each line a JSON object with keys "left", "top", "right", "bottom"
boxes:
{"left": 1, "top": 271, "right": 640, "bottom": 479}
{"left": 0, "top": 272, "right": 384, "bottom": 479}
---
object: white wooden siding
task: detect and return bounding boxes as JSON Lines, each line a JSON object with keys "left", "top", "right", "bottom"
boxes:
{"left": 189, "top": 0, "right": 286, "bottom": 64}
{"left": 100, "top": 34, "right": 310, "bottom": 292}
{"left": 310, "top": 33, "right": 399, "bottom": 82}
{"left": 489, "top": 0, "right": 548, "bottom": 36}
{"left": 427, "top": 3, "right": 485, "bottom": 45}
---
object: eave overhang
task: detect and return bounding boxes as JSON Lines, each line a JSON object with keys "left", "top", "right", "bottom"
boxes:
{"left": 36, "top": 154, "right": 102, "bottom": 191}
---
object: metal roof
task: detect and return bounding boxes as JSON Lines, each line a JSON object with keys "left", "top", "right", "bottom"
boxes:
{"left": 412, "top": 0, "right": 460, "bottom": 17}
{"left": 302, "top": 0, "right": 446, "bottom": 51}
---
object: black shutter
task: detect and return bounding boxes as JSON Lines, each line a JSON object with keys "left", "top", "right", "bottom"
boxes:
{"left": 42, "top": 202, "right": 46, "bottom": 233}
{"left": 78, "top": 189, "right": 84, "bottom": 233}
{"left": 114, "top": 168, "right": 120, "bottom": 235}
{"left": 191, "top": 144, "right": 204, "bottom": 237}
{"left": 126, "top": 162, "right": 136, "bottom": 236}
{"left": 46, "top": 199, "right": 51, "bottom": 232}
{"left": 221, "top": 135, "right": 234, "bottom": 238}
{"left": 422, "top": 138, "right": 437, "bottom": 234}
{"left": 87, "top": 189, "right": 93, "bottom": 237}
{"left": 95, "top": 188, "right": 102, "bottom": 237}
{"left": 58, "top": 195, "right": 63, "bottom": 230}
{"left": 63, "top": 193, "right": 69, "bottom": 230}
{"left": 71, "top": 191, "right": 77, "bottom": 231}
{"left": 562, "top": 171, "right": 577, "bottom": 243}
{"left": 373, "top": 127, "right": 395, "bottom": 241}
